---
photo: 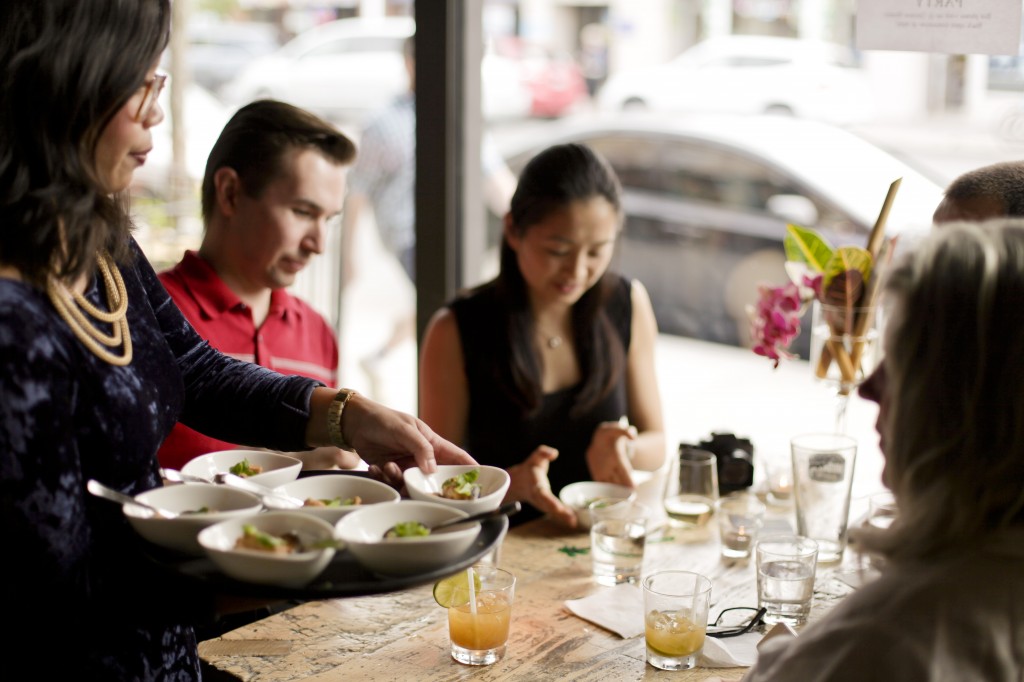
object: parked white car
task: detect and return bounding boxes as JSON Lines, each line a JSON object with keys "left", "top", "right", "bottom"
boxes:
{"left": 597, "top": 35, "right": 876, "bottom": 126}
{"left": 495, "top": 112, "right": 942, "bottom": 354}
{"left": 222, "top": 16, "right": 531, "bottom": 125}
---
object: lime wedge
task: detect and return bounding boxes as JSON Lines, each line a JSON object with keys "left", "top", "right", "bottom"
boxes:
{"left": 433, "top": 571, "right": 481, "bottom": 608}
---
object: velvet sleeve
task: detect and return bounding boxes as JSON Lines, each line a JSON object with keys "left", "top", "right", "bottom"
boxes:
{"left": 133, "top": 242, "right": 320, "bottom": 452}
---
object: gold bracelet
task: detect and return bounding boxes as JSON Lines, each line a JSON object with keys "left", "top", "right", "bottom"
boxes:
{"left": 327, "top": 389, "right": 358, "bottom": 451}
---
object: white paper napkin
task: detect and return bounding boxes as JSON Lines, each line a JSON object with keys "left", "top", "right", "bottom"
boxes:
{"left": 564, "top": 585, "right": 760, "bottom": 667}
{"left": 565, "top": 583, "right": 645, "bottom": 638}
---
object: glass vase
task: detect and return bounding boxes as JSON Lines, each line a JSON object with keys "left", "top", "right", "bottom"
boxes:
{"left": 808, "top": 301, "right": 882, "bottom": 433}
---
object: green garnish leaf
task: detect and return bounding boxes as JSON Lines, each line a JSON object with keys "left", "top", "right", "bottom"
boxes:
{"left": 242, "top": 523, "right": 285, "bottom": 549}
{"left": 387, "top": 521, "right": 431, "bottom": 538}
{"left": 229, "top": 459, "right": 258, "bottom": 477}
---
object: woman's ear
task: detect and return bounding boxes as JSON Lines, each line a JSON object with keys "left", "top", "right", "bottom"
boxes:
{"left": 503, "top": 212, "right": 519, "bottom": 251}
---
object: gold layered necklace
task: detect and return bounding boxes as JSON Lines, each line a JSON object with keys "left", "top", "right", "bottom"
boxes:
{"left": 46, "top": 252, "right": 132, "bottom": 366}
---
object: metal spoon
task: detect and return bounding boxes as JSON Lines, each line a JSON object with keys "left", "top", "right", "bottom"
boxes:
{"left": 86, "top": 479, "right": 179, "bottom": 519}
{"left": 159, "top": 468, "right": 212, "bottom": 484}
{"left": 213, "top": 472, "right": 305, "bottom": 508}
{"left": 383, "top": 501, "right": 521, "bottom": 539}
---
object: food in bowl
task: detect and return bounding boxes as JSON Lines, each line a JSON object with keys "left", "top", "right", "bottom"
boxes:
{"left": 263, "top": 475, "right": 400, "bottom": 524}
{"left": 198, "top": 511, "right": 337, "bottom": 587}
{"left": 229, "top": 458, "right": 263, "bottom": 477}
{"left": 438, "top": 469, "right": 482, "bottom": 500}
{"left": 384, "top": 521, "right": 431, "bottom": 539}
{"left": 304, "top": 495, "right": 361, "bottom": 508}
{"left": 124, "top": 483, "right": 263, "bottom": 555}
{"left": 404, "top": 465, "right": 511, "bottom": 515}
{"left": 335, "top": 500, "right": 479, "bottom": 576}
{"left": 235, "top": 524, "right": 304, "bottom": 554}
{"left": 182, "top": 449, "right": 301, "bottom": 490}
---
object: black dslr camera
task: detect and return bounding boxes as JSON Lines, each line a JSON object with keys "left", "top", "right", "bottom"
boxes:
{"left": 680, "top": 432, "right": 755, "bottom": 495}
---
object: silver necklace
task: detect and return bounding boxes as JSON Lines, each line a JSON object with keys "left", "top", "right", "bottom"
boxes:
{"left": 545, "top": 334, "right": 563, "bottom": 350}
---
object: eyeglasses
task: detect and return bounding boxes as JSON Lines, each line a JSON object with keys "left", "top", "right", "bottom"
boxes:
{"left": 706, "top": 606, "right": 766, "bottom": 638}
{"left": 134, "top": 73, "right": 167, "bottom": 123}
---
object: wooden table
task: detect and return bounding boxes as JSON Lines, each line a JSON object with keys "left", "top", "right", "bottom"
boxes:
{"left": 200, "top": 494, "right": 863, "bottom": 681}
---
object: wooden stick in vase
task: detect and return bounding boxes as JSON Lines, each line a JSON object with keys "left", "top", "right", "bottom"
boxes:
{"left": 817, "top": 177, "right": 902, "bottom": 383}
{"left": 850, "top": 236, "right": 898, "bottom": 372}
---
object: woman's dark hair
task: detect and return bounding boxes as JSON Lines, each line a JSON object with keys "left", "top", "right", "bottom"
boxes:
{"left": 0, "top": 0, "right": 171, "bottom": 287}
{"left": 496, "top": 142, "right": 625, "bottom": 418}
{"left": 201, "top": 100, "right": 357, "bottom": 220}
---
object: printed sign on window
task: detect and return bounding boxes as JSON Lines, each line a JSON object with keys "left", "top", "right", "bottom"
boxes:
{"left": 856, "top": 0, "right": 1022, "bottom": 55}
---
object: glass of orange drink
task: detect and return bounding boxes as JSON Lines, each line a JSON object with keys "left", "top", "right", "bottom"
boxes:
{"left": 441, "top": 564, "right": 515, "bottom": 666}
{"left": 643, "top": 570, "right": 712, "bottom": 670}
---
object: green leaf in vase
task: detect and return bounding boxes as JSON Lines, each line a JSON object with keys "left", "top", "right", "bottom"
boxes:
{"left": 784, "top": 224, "right": 834, "bottom": 272}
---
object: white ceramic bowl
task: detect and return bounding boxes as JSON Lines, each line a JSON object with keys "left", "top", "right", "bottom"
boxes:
{"left": 124, "top": 483, "right": 264, "bottom": 555}
{"left": 263, "top": 475, "right": 401, "bottom": 524}
{"left": 558, "top": 481, "right": 637, "bottom": 531}
{"left": 334, "top": 500, "right": 479, "bottom": 576}
{"left": 403, "top": 465, "right": 511, "bottom": 515}
{"left": 198, "top": 511, "right": 337, "bottom": 588}
{"left": 182, "top": 449, "right": 302, "bottom": 489}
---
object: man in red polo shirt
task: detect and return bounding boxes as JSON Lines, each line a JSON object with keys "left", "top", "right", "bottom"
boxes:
{"left": 158, "top": 99, "right": 361, "bottom": 471}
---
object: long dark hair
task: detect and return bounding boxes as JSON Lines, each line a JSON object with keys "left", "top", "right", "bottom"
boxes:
{"left": 0, "top": 0, "right": 171, "bottom": 287}
{"left": 496, "top": 142, "right": 626, "bottom": 418}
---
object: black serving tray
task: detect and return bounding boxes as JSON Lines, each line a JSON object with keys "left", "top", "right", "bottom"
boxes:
{"left": 145, "top": 470, "right": 508, "bottom": 599}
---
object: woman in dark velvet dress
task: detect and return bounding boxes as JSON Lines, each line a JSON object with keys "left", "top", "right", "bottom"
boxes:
{"left": 0, "top": 2, "right": 472, "bottom": 679}
{"left": 420, "top": 144, "right": 665, "bottom": 526}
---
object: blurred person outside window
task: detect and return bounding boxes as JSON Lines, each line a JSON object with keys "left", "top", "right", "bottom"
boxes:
{"left": 342, "top": 35, "right": 516, "bottom": 381}
{"left": 158, "top": 99, "right": 362, "bottom": 472}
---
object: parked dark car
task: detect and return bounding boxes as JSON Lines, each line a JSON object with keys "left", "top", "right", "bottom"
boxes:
{"left": 495, "top": 113, "right": 942, "bottom": 356}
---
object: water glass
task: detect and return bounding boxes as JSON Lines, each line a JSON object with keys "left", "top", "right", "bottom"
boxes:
{"left": 448, "top": 564, "right": 516, "bottom": 666}
{"left": 643, "top": 571, "right": 712, "bottom": 671}
{"left": 663, "top": 447, "right": 718, "bottom": 529}
{"left": 589, "top": 499, "right": 650, "bottom": 586}
{"left": 716, "top": 493, "right": 766, "bottom": 560}
{"left": 790, "top": 433, "right": 857, "bottom": 563}
{"left": 865, "top": 491, "right": 898, "bottom": 531}
{"left": 755, "top": 535, "right": 818, "bottom": 626}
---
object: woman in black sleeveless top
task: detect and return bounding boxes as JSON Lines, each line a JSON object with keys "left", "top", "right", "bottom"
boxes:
{"left": 420, "top": 143, "right": 665, "bottom": 525}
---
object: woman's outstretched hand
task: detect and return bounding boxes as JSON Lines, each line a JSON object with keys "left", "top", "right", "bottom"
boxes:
{"left": 586, "top": 419, "right": 637, "bottom": 488}
{"left": 341, "top": 393, "right": 476, "bottom": 482}
{"left": 505, "top": 445, "right": 577, "bottom": 527}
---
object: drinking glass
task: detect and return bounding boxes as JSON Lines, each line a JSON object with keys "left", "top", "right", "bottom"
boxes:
{"left": 643, "top": 570, "right": 712, "bottom": 671}
{"left": 589, "top": 498, "right": 649, "bottom": 586}
{"left": 809, "top": 301, "right": 882, "bottom": 433}
{"left": 865, "top": 491, "right": 898, "bottom": 531}
{"left": 663, "top": 447, "right": 718, "bottom": 529}
{"left": 715, "top": 493, "right": 766, "bottom": 560}
{"left": 755, "top": 535, "right": 818, "bottom": 626}
{"left": 448, "top": 564, "right": 516, "bottom": 665}
{"left": 790, "top": 433, "right": 857, "bottom": 564}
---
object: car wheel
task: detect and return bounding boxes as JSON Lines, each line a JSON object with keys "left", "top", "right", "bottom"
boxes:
{"left": 622, "top": 97, "right": 647, "bottom": 111}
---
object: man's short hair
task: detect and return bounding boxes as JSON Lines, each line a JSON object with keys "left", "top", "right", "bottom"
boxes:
{"left": 201, "top": 99, "right": 356, "bottom": 219}
{"left": 939, "top": 161, "right": 1024, "bottom": 221}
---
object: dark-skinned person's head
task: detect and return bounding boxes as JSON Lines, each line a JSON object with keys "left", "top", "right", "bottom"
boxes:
{"left": 933, "top": 161, "right": 1024, "bottom": 225}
